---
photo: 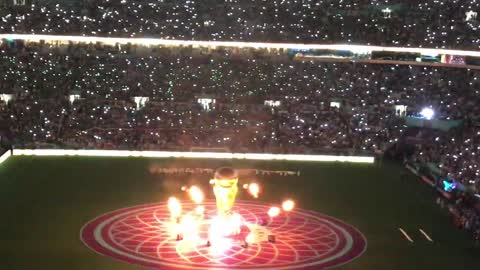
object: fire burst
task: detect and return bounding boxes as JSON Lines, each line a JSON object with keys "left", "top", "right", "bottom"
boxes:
{"left": 168, "top": 197, "right": 182, "bottom": 220}
{"left": 282, "top": 200, "right": 295, "bottom": 212}
{"left": 246, "top": 183, "right": 260, "bottom": 198}
{"left": 268, "top": 207, "right": 281, "bottom": 217}
{"left": 249, "top": 183, "right": 260, "bottom": 198}
{"left": 165, "top": 167, "right": 296, "bottom": 251}
{"left": 188, "top": 186, "right": 204, "bottom": 204}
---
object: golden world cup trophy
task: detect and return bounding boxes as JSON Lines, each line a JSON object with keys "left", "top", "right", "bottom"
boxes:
{"left": 210, "top": 167, "right": 241, "bottom": 236}
{"left": 213, "top": 167, "right": 239, "bottom": 216}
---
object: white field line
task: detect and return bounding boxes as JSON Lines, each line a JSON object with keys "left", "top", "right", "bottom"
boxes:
{"left": 398, "top": 228, "right": 414, "bottom": 243}
{"left": 419, "top": 229, "right": 434, "bottom": 242}
{"left": 0, "top": 150, "right": 11, "bottom": 164}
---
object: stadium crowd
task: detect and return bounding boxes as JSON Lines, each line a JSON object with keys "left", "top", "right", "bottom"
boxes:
{"left": 0, "top": 39, "right": 480, "bottom": 241}
{"left": 0, "top": 0, "right": 479, "bottom": 49}
{"left": 1, "top": 40, "right": 478, "bottom": 153}
{"left": 0, "top": 0, "right": 480, "bottom": 248}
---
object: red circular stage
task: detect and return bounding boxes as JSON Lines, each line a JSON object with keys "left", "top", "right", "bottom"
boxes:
{"left": 81, "top": 201, "right": 366, "bottom": 270}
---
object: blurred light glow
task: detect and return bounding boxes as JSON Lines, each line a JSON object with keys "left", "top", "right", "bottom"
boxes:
{"left": 209, "top": 214, "right": 242, "bottom": 237}
{"left": 168, "top": 197, "right": 182, "bottom": 218}
{"left": 420, "top": 108, "right": 434, "bottom": 120}
{"left": 248, "top": 183, "right": 260, "bottom": 198}
{"left": 179, "top": 214, "right": 199, "bottom": 241}
{"left": 443, "top": 180, "right": 457, "bottom": 192}
{"left": 282, "top": 200, "right": 295, "bottom": 212}
{"left": 194, "top": 205, "right": 205, "bottom": 216}
{"left": 188, "top": 186, "right": 204, "bottom": 204}
{"left": 245, "top": 233, "right": 255, "bottom": 243}
{"left": 268, "top": 207, "right": 281, "bottom": 217}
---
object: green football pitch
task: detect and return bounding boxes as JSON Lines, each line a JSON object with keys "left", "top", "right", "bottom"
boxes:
{"left": 0, "top": 156, "right": 478, "bottom": 269}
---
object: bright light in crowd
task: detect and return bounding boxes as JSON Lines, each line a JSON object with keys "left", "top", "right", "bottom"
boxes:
{"left": 248, "top": 183, "right": 260, "bottom": 198}
{"left": 268, "top": 207, "right": 281, "bottom": 217}
{"left": 168, "top": 197, "right": 182, "bottom": 218}
{"left": 420, "top": 108, "right": 434, "bottom": 120}
{"left": 282, "top": 200, "right": 295, "bottom": 212}
{"left": 209, "top": 179, "right": 215, "bottom": 185}
{"left": 181, "top": 186, "right": 187, "bottom": 191}
{"left": 189, "top": 186, "right": 204, "bottom": 204}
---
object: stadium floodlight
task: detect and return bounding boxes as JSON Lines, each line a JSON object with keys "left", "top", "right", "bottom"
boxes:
{"left": 420, "top": 108, "right": 434, "bottom": 120}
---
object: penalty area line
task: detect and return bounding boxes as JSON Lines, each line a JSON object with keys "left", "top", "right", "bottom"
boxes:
{"left": 419, "top": 228, "right": 434, "bottom": 242}
{"left": 398, "top": 228, "right": 414, "bottom": 243}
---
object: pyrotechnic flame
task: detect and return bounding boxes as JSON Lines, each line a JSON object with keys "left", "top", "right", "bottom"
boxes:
{"left": 181, "top": 186, "right": 187, "bottom": 191}
{"left": 207, "top": 236, "right": 232, "bottom": 255}
{"left": 168, "top": 197, "right": 182, "bottom": 218}
{"left": 242, "top": 183, "right": 249, "bottom": 189}
{"left": 209, "top": 179, "right": 216, "bottom": 185}
{"left": 282, "top": 200, "right": 295, "bottom": 212}
{"left": 179, "top": 214, "right": 199, "bottom": 241}
{"left": 248, "top": 183, "right": 260, "bottom": 198}
{"left": 268, "top": 206, "right": 281, "bottom": 217}
{"left": 188, "top": 185, "right": 204, "bottom": 204}
{"left": 245, "top": 233, "right": 255, "bottom": 244}
{"left": 195, "top": 205, "right": 205, "bottom": 216}
{"left": 209, "top": 213, "right": 242, "bottom": 237}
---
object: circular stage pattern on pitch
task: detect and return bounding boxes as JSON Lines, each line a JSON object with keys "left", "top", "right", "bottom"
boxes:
{"left": 81, "top": 201, "right": 366, "bottom": 270}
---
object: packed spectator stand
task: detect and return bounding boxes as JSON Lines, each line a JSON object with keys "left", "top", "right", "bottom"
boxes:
{"left": 0, "top": 0, "right": 479, "bottom": 49}
{"left": 0, "top": 40, "right": 478, "bottom": 182}
{"left": 0, "top": 0, "right": 479, "bottom": 243}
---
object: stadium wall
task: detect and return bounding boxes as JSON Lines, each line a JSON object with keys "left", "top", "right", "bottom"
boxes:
{"left": 4, "top": 149, "right": 375, "bottom": 163}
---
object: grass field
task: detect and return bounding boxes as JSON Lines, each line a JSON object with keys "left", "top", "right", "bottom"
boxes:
{"left": 0, "top": 156, "right": 478, "bottom": 269}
